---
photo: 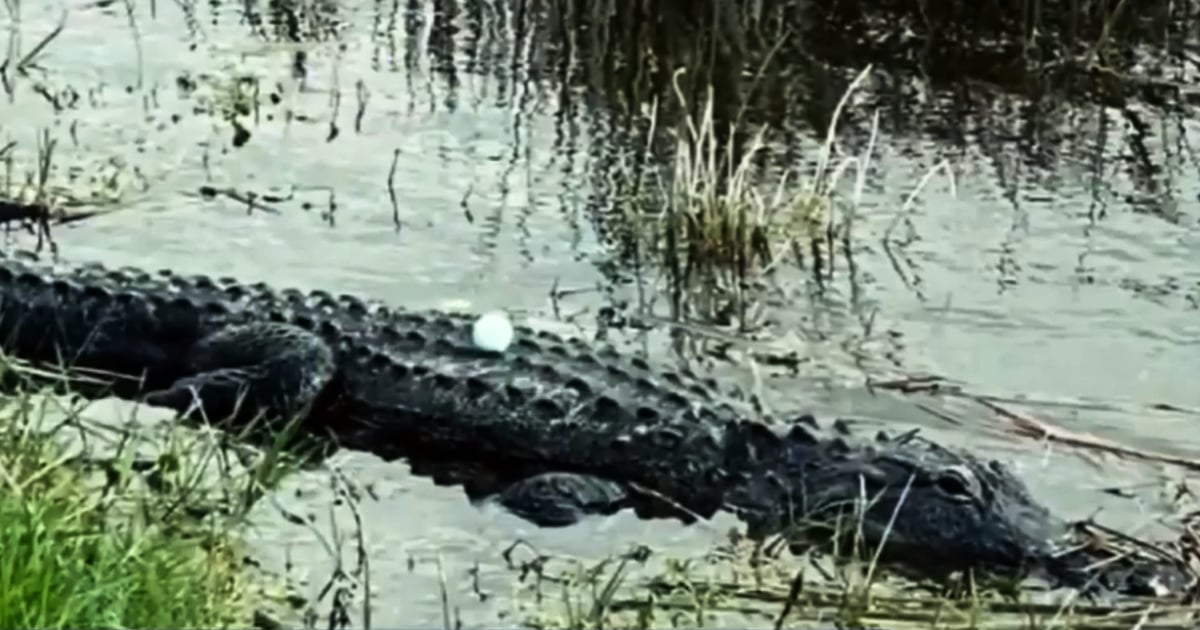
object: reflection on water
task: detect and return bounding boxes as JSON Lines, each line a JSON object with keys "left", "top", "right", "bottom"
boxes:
{"left": 0, "top": 0, "right": 1197, "bottom": 625}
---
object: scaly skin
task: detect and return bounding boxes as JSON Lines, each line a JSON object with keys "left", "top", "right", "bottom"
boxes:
{"left": 0, "top": 247, "right": 1190, "bottom": 595}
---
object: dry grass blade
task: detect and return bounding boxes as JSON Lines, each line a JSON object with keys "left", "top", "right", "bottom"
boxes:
{"left": 982, "top": 399, "right": 1200, "bottom": 473}
{"left": 503, "top": 535, "right": 1200, "bottom": 629}
{"left": 13, "top": 9, "right": 66, "bottom": 75}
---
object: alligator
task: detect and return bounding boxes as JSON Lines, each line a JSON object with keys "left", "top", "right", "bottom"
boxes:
{"left": 0, "top": 246, "right": 1191, "bottom": 597}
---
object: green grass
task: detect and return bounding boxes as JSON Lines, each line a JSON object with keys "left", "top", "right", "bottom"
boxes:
{"left": 0, "top": 358, "right": 301, "bottom": 630}
{"left": 0, "top": 487, "right": 243, "bottom": 628}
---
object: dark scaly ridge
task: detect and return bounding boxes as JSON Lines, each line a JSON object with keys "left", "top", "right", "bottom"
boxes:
{"left": 40, "top": 250, "right": 747, "bottom": 417}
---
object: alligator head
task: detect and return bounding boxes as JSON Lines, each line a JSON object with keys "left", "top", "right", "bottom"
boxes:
{"left": 720, "top": 418, "right": 1189, "bottom": 593}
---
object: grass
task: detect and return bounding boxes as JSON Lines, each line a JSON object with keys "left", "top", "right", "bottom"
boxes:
{"left": 605, "top": 65, "right": 954, "bottom": 330}
{"left": 500, "top": 536, "right": 1200, "bottom": 630}
{"left": 0, "top": 487, "right": 243, "bottom": 627}
{"left": 0, "top": 355, "right": 304, "bottom": 629}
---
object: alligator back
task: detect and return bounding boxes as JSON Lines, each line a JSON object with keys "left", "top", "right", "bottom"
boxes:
{"left": 315, "top": 312, "right": 828, "bottom": 520}
{"left": 0, "top": 249, "right": 787, "bottom": 520}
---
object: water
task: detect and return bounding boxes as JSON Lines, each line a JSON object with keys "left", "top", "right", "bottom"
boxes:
{"left": 1, "top": 0, "right": 1198, "bottom": 626}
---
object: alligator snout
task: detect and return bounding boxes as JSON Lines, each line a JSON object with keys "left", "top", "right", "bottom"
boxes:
{"left": 726, "top": 428, "right": 1194, "bottom": 597}
{"left": 1036, "top": 523, "right": 1198, "bottom": 598}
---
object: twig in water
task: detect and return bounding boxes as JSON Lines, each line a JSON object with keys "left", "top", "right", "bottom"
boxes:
{"left": 331, "top": 468, "right": 372, "bottom": 630}
{"left": 773, "top": 566, "right": 806, "bottom": 630}
{"left": 982, "top": 398, "right": 1200, "bottom": 472}
{"left": 119, "top": 0, "right": 143, "bottom": 90}
{"left": 386, "top": 148, "right": 400, "bottom": 232}
{"left": 436, "top": 555, "right": 453, "bottom": 630}
{"left": 193, "top": 185, "right": 283, "bottom": 214}
{"left": 354, "top": 79, "right": 368, "bottom": 133}
{"left": 326, "top": 60, "right": 341, "bottom": 142}
{"left": 2, "top": 8, "right": 68, "bottom": 101}
{"left": 460, "top": 183, "right": 473, "bottom": 223}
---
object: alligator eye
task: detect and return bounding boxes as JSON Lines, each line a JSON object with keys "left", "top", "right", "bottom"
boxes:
{"left": 934, "top": 465, "right": 979, "bottom": 500}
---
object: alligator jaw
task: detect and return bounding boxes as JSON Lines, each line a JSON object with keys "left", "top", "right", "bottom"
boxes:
{"left": 1034, "top": 524, "right": 1199, "bottom": 599}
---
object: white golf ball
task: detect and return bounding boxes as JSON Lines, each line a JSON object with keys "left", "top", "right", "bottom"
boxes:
{"left": 472, "top": 310, "right": 514, "bottom": 353}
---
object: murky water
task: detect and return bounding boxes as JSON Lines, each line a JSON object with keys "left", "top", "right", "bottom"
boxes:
{"left": 1, "top": 0, "right": 1198, "bottom": 626}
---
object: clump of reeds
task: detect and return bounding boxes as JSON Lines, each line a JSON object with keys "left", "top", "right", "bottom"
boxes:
{"left": 610, "top": 67, "right": 881, "bottom": 329}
